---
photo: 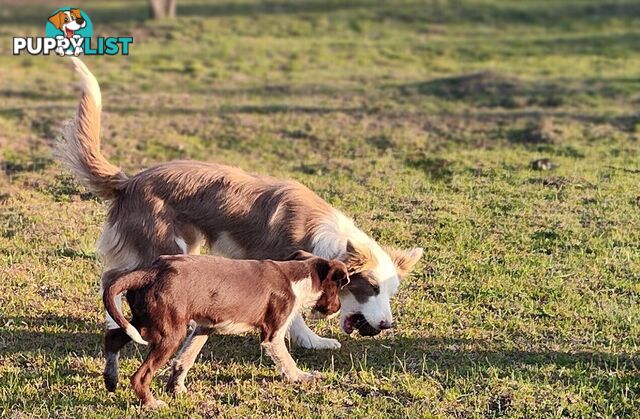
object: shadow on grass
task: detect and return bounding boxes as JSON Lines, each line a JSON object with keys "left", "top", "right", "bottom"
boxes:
{"left": 397, "top": 72, "right": 639, "bottom": 109}
{"left": 105, "top": 104, "right": 362, "bottom": 116}
{"left": 1, "top": 315, "right": 101, "bottom": 355}
{"left": 4, "top": 315, "right": 637, "bottom": 386}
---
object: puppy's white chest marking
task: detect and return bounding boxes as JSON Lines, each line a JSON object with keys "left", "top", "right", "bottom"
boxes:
{"left": 291, "top": 277, "right": 321, "bottom": 310}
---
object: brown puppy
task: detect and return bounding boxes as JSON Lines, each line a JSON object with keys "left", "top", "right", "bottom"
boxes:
{"left": 102, "top": 252, "right": 349, "bottom": 409}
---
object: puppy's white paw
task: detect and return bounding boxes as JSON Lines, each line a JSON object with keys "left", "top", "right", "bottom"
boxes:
{"left": 295, "top": 334, "right": 341, "bottom": 350}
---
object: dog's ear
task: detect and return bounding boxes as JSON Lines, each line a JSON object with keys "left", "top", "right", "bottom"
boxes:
{"left": 70, "top": 9, "right": 82, "bottom": 19}
{"left": 343, "top": 241, "right": 376, "bottom": 274}
{"left": 286, "top": 250, "right": 314, "bottom": 261}
{"left": 48, "top": 12, "right": 65, "bottom": 29}
{"left": 384, "top": 247, "right": 423, "bottom": 278}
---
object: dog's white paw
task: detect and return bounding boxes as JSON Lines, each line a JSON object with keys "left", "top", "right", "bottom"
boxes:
{"left": 170, "top": 383, "right": 187, "bottom": 395}
{"left": 295, "top": 334, "right": 341, "bottom": 350}
{"left": 289, "top": 370, "right": 322, "bottom": 383}
{"left": 143, "top": 399, "right": 167, "bottom": 409}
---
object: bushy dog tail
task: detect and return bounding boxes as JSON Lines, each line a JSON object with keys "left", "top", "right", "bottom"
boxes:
{"left": 102, "top": 269, "right": 157, "bottom": 345}
{"left": 55, "top": 57, "right": 127, "bottom": 200}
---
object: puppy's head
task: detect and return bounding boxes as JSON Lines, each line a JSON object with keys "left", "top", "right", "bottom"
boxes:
{"left": 289, "top": 251, "right": 349, "bottom": 317}
{"left": 314, "top": 258, "right": 349, "bottom": 316}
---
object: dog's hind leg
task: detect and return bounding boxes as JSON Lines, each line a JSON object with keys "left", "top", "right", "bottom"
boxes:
{"left": 166, "top": 325, "right": 213, "bottom": 394}
{"left": 103, "top": 327, "right": 131, "bottom": 391}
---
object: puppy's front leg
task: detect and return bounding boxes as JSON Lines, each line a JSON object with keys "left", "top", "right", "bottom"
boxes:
{"left": 262, "top": 333, "right": 321, "bottom": 383}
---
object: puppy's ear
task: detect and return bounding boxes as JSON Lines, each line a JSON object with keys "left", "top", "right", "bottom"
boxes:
{"left": 48, "top": 12, "right": 64, "bottom": 29}
{"left": 70, "top": 9, "right": 82, "bottom": 19}
{"left": 327, "top": 260, "right": 350, "bottom": 289}
{"left": 311, "top": 259, "right": 345, "bottom": 317}
{"left": 286, "top": 250, "right": 314, "bottom": 261}
{"left": 385, "top": 247, "right": 423, "bottom": 278}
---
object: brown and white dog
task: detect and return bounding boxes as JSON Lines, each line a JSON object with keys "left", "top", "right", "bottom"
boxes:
{"left": 56, "top": 58, "right": 423, "bottom": 393}
{"left": 103, "top": 252, "right": 349, "bottom": 408}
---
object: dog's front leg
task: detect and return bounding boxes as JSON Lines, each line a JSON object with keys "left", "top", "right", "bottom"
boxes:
{"left": 288, "top": 312, "right": 341, "bottom": 350}
{"left": 262, "top": 335, "right": 321, "bottom": 383}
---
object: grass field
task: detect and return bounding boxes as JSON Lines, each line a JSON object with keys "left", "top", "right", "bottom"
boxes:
{"left": 1, "top": 0, "right": 639, "bottom": 417}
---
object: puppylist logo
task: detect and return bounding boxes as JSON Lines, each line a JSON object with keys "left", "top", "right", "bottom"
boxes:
{"left": 13, "top": 7, "right": 133, "bottom": 56}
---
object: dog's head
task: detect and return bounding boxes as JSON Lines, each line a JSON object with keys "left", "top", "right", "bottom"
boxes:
{"left": 48, "top": 9, "right": 86, "bottom": 38}
{"left": 337, "top": 241, "right": 423, "bottom": 337}
{"left": 289, "top": 250, "right": 350, "bottom": 317}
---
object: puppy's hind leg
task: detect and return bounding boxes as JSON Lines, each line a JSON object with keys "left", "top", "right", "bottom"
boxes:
{"left": 131, "top": 332, "right": 183, "bottom": 409}
{"left": 166, "top": 325, "right": 213, "bottom": 395}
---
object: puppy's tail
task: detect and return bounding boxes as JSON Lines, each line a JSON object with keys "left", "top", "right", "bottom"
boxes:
{"left": 102, "top": 269, "right": 157, "bottom": 345}
{"left": 55, "top": 57, "right": 128, "bottom": 200}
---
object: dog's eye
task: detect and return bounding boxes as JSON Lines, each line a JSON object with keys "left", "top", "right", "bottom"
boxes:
{"left": 64, "top": 17, "right": 69, "bottom": 22}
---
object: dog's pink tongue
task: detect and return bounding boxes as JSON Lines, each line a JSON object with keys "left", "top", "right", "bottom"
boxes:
{"left": 65, "top": 28, "right": 73, "bottom": 38}
{"left": 343, "top": 317, "right": 354, "bottom": 334}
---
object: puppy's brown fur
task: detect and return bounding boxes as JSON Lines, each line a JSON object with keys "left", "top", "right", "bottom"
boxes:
{"left": 103, "top": 253, "right": 348, "bottom": 408}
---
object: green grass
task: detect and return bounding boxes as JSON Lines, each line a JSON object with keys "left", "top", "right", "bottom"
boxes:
{"left": 1, "top": 0, "right": 639, "bottom": 416}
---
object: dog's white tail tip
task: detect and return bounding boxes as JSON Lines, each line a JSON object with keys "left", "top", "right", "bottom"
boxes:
{"left": 70, "top": 57, "right": 102, "bottom": 108}
{"left": 126, "top": 324, "right": 149, "bottom": 346}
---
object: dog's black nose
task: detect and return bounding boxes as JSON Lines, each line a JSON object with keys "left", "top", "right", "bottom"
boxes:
{"left": 76, "top": 17, "right": 85, "bottom": 24}
{"left": 379, "top": 320, "right": 394, "bottom": 330}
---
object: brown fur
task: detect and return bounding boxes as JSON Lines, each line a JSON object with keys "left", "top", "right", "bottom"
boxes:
{"left": 55, "top": 74, "right": 126, "bottom": 200}
{"left": 102, "top": 254, "right": 348, "bottom": 408}
{"left": 56, "top": 59, "right": 423, "bottom": 394}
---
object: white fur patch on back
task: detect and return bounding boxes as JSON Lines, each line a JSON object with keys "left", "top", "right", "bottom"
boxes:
{"left": 210, "top": 231, "right": 246, "bottom": 258}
